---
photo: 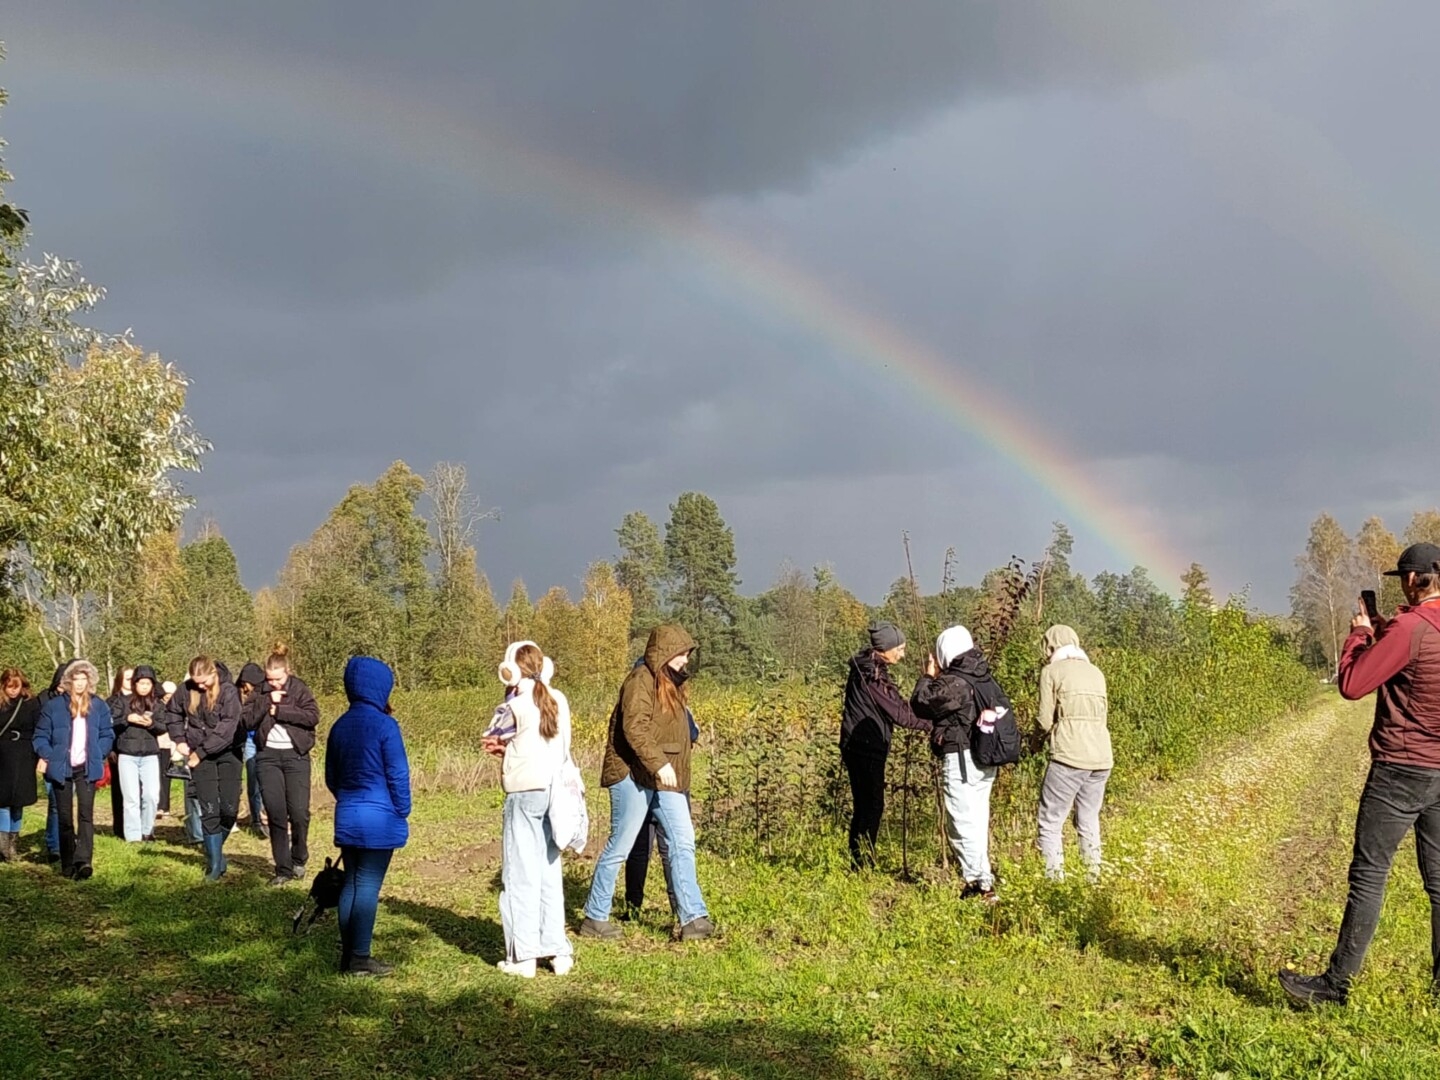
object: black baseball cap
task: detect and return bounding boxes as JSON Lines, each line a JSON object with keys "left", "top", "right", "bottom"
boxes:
{"left": 1383, "top": 542, "right": 1440, "bottom": 576}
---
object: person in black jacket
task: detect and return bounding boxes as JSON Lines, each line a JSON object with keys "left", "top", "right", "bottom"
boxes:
{"left": 165, "top": 655, "right": 243, "bottom": 881}
{"left": 113, "top": 665, "right": 165, "bottom": 843}
{"left": 243, "top": 643, "right": 321, "bottom": 886}
{"left": 0, "top": 668, "right": 41, "bottom": 861}
{"left": 911, "top": 625, "right": 1007, "bottom": 902}
{"left": 106, "top": 667, "right": 134, "bottom": 838}
{"left": 839, "top": 622, "right": 932, "bottom": 870}
{"left": 235, "top": 663, "right": 268, "bottom": 838}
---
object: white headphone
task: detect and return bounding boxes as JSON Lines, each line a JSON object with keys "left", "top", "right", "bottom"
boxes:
{"left": 497, "top": 640, "right": 554, "bottom": 687}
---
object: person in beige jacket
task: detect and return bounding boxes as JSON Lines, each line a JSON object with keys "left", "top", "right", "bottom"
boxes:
{"left": 1036, "top": 625, "right": 1112, "bottom": 880}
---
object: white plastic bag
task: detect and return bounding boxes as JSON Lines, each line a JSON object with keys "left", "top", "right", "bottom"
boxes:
{"left": 547, "top": 756, "right": 589, "bottom": 854}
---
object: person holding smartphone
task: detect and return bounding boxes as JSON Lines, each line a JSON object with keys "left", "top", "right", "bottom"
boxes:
{"left": 244, "top": 643, "right": 320, "bottom": 886}
{"left": 1280, "top": 542, "right": 1440, "bottom": 1006}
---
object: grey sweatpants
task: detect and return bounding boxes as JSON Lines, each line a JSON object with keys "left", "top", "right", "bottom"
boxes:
{"left": 1037, "top": 759, "right": 1110, "bottom": 879}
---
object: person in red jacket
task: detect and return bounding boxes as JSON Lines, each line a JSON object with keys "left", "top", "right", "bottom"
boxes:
{"left": 1281, "top": 542, "right": 1440, "bottom": 1006}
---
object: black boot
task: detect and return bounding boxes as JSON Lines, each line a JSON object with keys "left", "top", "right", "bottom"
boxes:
{"left": 343, "top": 954, "right": 393, "bottom": 978}
{"left": 1278, "top": 969, "right": 1348, "bottom": 1007}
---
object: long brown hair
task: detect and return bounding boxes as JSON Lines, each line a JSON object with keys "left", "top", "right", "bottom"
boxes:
{"left": 655, "top": 658, "right": 689, "bottom": 717}
{"left": 189, "top": 656, "right": 220, "bottom": 710}
{"left": 514, "top": 644, "right": 559, "bottom": 740}
{"left": 1, "top": 668, "right": 30, "bottom": 701}
{"left": 110, "top": 667, "right": 134, "bottom": 698}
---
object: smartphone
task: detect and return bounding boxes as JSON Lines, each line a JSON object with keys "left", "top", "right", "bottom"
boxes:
{"left": 1361, "top": 590, "right": 1380, "bottom": 620}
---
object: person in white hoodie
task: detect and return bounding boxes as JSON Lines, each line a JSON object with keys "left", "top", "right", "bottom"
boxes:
{"left": 483, "top": 642, "right": 575, "bottom": 978}
{"left": 911, "top": 625, "right": 1013, "bottom": 902}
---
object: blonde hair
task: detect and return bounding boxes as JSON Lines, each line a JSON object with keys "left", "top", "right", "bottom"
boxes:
{"left": 265, "top": 641, "right": 291, "bottom": 674}
{"left": 62, "top": 660, "right": 99, "bottom": 720}
{"left": 189, "top": 655, "right": 220, "bottom": 709}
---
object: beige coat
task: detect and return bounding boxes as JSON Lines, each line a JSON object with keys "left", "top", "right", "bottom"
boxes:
{"left": 1037, "top": 625, "right": 1113, "bottom": 771}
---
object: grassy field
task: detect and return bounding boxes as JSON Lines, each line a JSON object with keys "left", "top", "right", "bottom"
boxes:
{"left": 3, "top": 690, "right": 1440, "bottom": 1078}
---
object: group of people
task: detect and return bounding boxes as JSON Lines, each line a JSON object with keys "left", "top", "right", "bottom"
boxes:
{"left": 0, "top": 646, "right": 320, "bottom": 885}
{"left": 840, "top": 618, "right": 1112, "bottom": 897}
{"left": 5, "top": 541, "right": 1440, "bottom": 1000}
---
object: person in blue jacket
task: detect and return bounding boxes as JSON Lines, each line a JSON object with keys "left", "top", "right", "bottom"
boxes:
{"left": 325, "top": 656, "right": 411, "bottom": 977}
{"left": 33, "top": 659, "right": 114, "bottom": 880}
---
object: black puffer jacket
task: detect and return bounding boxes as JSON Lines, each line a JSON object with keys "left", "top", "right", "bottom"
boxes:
{"left": 114, "top": 666, "right": 165, "bottom": 757}
{"left": 840, "top": 649, "right": 931, "bottom": 756}
{"left": 911, "top": 649, "right": 1009, "bottom": 758}
{"left": 164, "top": 678, "right": 243, "bottom": 761}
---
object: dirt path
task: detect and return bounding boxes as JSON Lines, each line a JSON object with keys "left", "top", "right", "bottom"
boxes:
{"left": 1093, "top": 693, "right": 1374, "bottom": 992}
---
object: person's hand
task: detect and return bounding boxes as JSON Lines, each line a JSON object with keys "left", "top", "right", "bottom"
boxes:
{"left": 187, "top": 751, "right": 200, "bottom": 768}
{"left": 924, "top": 654, "right": 939, "bottom": 678}
{"left": 482, "top": 736, "right": 507, "bottom": 758}
{"left": 176, "top": 742, "right": 190, "bottom": 758}
{"left": 270, "top": 689, "right": 284, "bottom": 704}
{"left": 36, "top": 759, "right": 46, "bottom": 775}
{"left": 1352, "top": 608, "right": 1373, "bottom": 633}
{"left": 133, "top": 715, "right": 151, "bottom": 727}
{"left": 655, "top": 763, "right": 679, "bottom": 790}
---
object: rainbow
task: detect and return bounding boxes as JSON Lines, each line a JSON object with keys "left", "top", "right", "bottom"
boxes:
{"left": 14, "top": 25, "right": 1198, "bottom": 582}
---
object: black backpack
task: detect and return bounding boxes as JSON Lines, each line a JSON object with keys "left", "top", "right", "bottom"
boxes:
{"left": 291, "top": 854, "right": 346, "bottom": 934}
{"left": 968, "top": 677, "right": 1021, "bottom": 769}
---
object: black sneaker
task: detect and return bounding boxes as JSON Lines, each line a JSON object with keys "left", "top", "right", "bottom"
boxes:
{"left": 343, "top": 955, "right": 393, "bottom": 978}
{"left": 679, "top": 916, "right": 716, "bottom": 942}
{"left": 1278, "top": 969, "right": 1348, "bottom": 1007}
{"left": 578, "top": 916, "right": 623, "bottom": 940}
{"left": 75, "top": 864, "right": 93, "bottom": 881}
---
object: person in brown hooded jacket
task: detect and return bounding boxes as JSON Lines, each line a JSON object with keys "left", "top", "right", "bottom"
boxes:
{"left": 580, "top": 624, "right": 714, "bottom": 942}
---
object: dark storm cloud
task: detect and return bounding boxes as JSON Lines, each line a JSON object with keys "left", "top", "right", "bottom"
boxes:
{"left": 1, "top": 1, "right": 1434, "bottom": 610}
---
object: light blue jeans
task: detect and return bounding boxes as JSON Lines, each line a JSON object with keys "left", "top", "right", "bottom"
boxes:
{"left": 116, "top": 754, "right": 161, "bottom": 841}
{"left": 0, "top": 806, "right": 23, "bottom": 831}
{"left": 501, "top": 789, "right": 573, "bottom": 963}
{"left": 583, "top": 775, "right": 707, "bottom": 925}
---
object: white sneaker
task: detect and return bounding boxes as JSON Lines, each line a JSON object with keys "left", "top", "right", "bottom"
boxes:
{"left": 497, "top": 958, "right": 536, "bottom": 979}
{"left": 550, "top": 955, "right": 574, "bottom": 976}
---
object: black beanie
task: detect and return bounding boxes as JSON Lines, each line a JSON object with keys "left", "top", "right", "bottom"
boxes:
{"left": 868, "top": 621, "right": 905, "bottom": 652}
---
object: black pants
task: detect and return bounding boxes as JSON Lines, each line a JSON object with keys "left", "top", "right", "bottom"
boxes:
{"left": 843, "top": 747, "right": 887, "bottom": 868}
{"left": 56, "top": 769, "right": 96, "bottom": 871}
{"left": 625, "top": 808, "right": 679, "bottom": 913}
{"left": 191, "top": 750, "right": 242, "bottom": 837}
{"left": 1327, "top": 760, "right": 1440, "bottom": 985}
{"left": 257, "top": 749, "right": 311, "bottom": 874}
{"left": 109, "top": 754, "right": 125, "bottom": 838}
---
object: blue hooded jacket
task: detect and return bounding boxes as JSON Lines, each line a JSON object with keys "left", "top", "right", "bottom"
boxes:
{"left": 325, "top": 657, "right": 411, "bottom": 850}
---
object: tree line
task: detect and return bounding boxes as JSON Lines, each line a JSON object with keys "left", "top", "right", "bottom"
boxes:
{"left": 1291, "top": 509, "right": 1440, "bottom": 674}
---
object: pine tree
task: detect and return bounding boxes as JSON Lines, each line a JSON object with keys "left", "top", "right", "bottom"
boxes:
{"left": 664, "top": 492, "right": 742, "bottom": 674}
{"left": 615, "top": 510, "right": 666, "bottom": 647}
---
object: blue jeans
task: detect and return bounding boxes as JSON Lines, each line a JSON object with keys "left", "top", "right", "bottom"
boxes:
{"left": 46, "top": 783, "right": 59, "bottom": 853}
{"left": 501, "top": 790, "right": 572, "bottom": 963}
{"left": 243, "top": 737, "right": 264, "bottom": 825}
{"left": 583, "top": 775, "right": 707, "bottom": 925}
{"left": 0, "top": 806, "right": 22, "bottom": 831}
{"left": 338, "top": 847, "right": 394, "bottom": 959}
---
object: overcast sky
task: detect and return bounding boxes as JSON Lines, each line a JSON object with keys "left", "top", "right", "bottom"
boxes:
{"left": 4, "top": 2, "right": 1436, "bottom": 611}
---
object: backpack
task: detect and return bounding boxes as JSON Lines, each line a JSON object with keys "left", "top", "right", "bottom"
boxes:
{"left": 292, "top": 854, "right": 346, "bottom": 934}
{"left": 968, "top": 677, "right": 1021, "bottom": 769}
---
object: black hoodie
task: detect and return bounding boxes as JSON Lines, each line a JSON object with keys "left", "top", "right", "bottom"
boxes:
{"left": 114, "top": 665, "right": 165, "bottom": 757}
{"left": 840, "top": 649, "right": 931, "bottom": 756}
{"left": 911, "top": 649, "right": 1011, "bottom": 759}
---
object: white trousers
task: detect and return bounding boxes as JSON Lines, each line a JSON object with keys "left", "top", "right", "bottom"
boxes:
{"left": 941, "top": 749, "right": 996, "bottom": 889}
